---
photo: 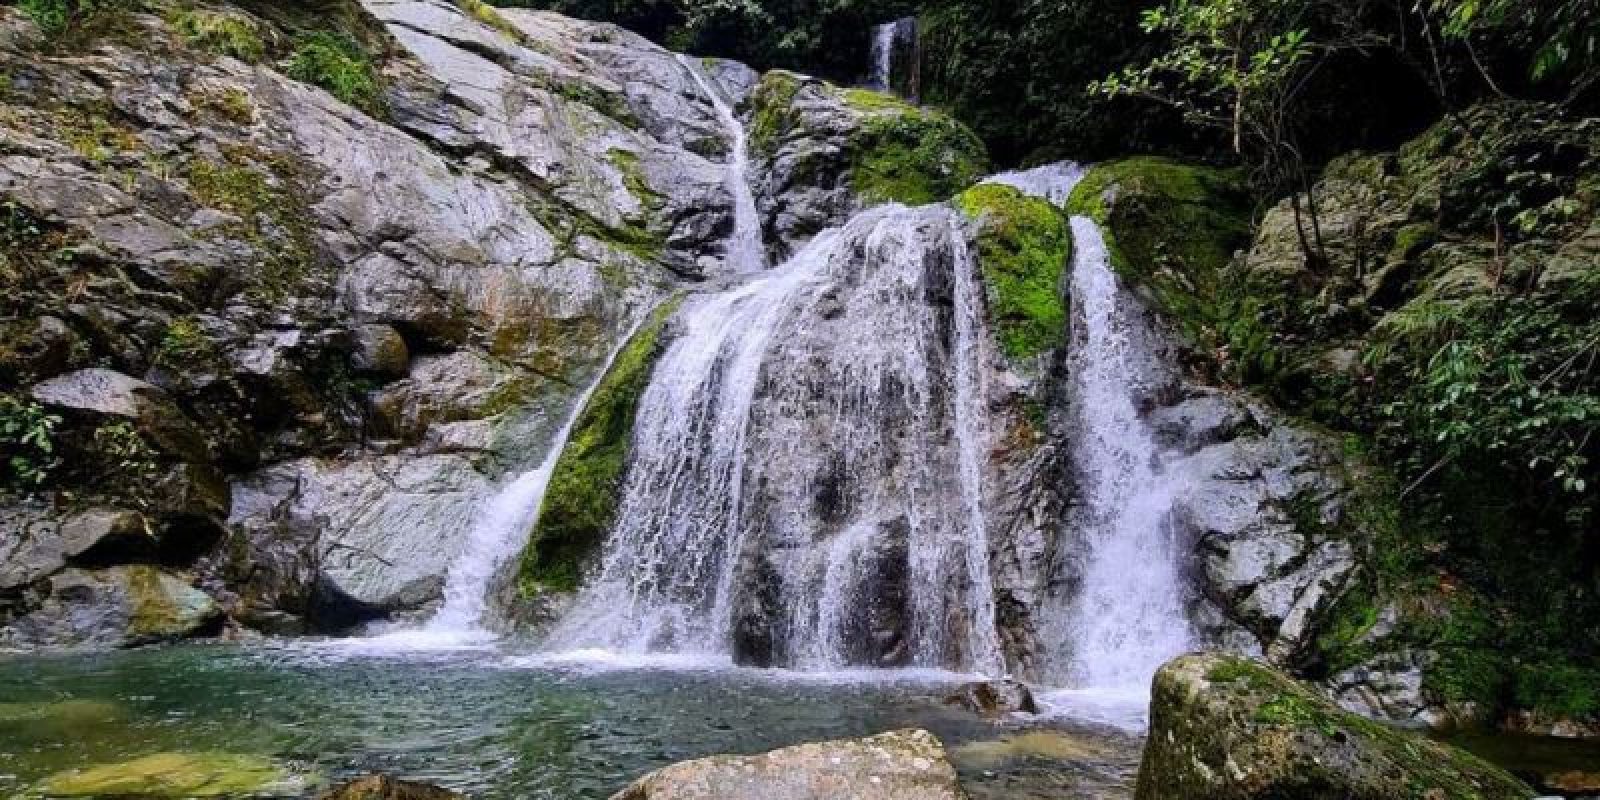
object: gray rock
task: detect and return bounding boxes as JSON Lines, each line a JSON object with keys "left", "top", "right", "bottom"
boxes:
{"left": 610, "top": 729, "right": 967, "bottom": 800}
{"left": 1, "top": 566, "right": 222, "bottom": 649}
{"left": 351, "top": 324, "right": 410, "bottom": 379}
{"left": 0, "top": 507, "right": 152, "bottom": 590}
{"left": 317, "top": 774, "right": 463, "bottom": 800}
{"left": 30, "top": 368, "right": 158, "bottom": 418}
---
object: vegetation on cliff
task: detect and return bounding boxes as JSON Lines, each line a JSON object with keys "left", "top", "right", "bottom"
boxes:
{"left": 954, "top": 184, "right": 1071, "bottom": 362}
{"left": 517, "top": 297, "right": 682, "bottom": 595}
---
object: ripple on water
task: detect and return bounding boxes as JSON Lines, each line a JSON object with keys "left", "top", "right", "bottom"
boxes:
{"left": 0, "top": 643, "right": 1145, "bottom": 799}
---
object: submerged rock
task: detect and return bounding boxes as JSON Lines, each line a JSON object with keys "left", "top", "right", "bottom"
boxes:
{"left": 38, "top": 752, "right": 302, "bottom": 798}
{"left": 1136, "top": 653, "right": 1533, "bottom": 800}
{"left": 610, "top": 729, "right": 967, "bottom": 800}
{"left": 944, "top": 679, "right": 1039, "bottom": 716}
{"left": 319, "top": 774, "right": 463, "bottom": 800}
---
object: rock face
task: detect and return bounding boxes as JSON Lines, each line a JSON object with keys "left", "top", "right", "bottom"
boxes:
{"left": 1136, "top": 654, "right": 1533, "bottom": 800}
{"left": 609, "top": 729, "right": 968, "bottom": 800}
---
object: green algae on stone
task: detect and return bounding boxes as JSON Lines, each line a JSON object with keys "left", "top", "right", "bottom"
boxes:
{"left": 125, "top": 565, "right": 222, "bottom": 642}
{"left": 517, "top": 297, "right": 683, "bottom": 596}
{"left": 748, "top": 71, "right": 806, "bottom": 156}
{"left": 955, "top": 183, "right": 1072, "bottom": 361}
{"left": 37, "top": 752, "right": 300, "bottom": 798}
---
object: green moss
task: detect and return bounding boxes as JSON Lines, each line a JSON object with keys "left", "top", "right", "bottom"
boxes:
{"left": 284, "top": 30, "right": 383, "bottom": 115}
{"left": 517, "top": 296, "right": 683, "bottom": 595}
{"left": 749, "top": 71, "right": 805, "bottom": 156}
{"left": 608, "top": 148, "right": 664, "bottom": 212}
{"left": 1066, "top": 157, "right": 1262, "bottom": 382}
{"left": 455, "top": 0, "right": 520, "bottom": 38}
{"left": 17, "top": 0, "right": 137, "bottom": 41}
{"left": 190, "top": 86, "right": 256, "bottom": 125}
{"left": 168, "top": 8, "right": 266, "bottom": 62}
{"left": 851, "top": 102, "right": 988, "bottom": 206}
{"left": 1513, "top": 662, "right": 1600, "bottom": 719}
{"left": 955, "top": 183, "right": 1071, "bottom": 360}
{"left": 185, "top": 146, "right": 319, "bottom": 300}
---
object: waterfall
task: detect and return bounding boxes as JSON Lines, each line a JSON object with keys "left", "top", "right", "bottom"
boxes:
{"left": 406, "top": 317, "right": 645, "bottom": 645}
{"left": 1056, "top": 217, "right": 1194, "bottom": 689}
{"left": 550, "top": 205, "right": 1004, "bottom": 673}
{"left": 981, "top": 163, "right": 1193, "bottom": 692}
{"left": 679, "top": 55, "right": 766, "bottom": 273}
{"left": 867, "top": 18, "right": 916, "bottom": 94}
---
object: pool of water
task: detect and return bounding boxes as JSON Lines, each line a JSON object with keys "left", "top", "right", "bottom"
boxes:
{"left": 0, "top": 641, "right": 1145, "bottom": 799}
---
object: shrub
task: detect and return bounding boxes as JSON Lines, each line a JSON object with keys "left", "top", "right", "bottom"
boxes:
{"left": 169, "top": 8, "right": 266, "bottom": 62}
{"left": 284, "top": 31, "right": 382, "bottom": 114}
{"left": 0, "top": 394, "right": 61, "bottom": 490}
{"left": 17, "top": 0, "right": 135, "bottom": 38}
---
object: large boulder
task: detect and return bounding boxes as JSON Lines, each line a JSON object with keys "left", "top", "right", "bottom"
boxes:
{"left": 1135, "top": 653, "right": 1533, "bottom": 800}
{"left": 610, "top": 729, "right": 967, "bottom": 800}
{"left": 944, "top": 679, "right": 1039, "bottom": 716}
{"left": 0, "top": 565, "right": 222, "bottom": 648}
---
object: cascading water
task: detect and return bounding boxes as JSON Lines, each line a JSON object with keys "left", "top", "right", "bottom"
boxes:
{"left": 679, "top": 55, "right": 766, "bottom": 273}
{"left": 867, "top": 18, "right": 916, "bottom": 94}
{"left": 1055, "top": 217, "right": 1195, "bottom": 689}
{"left": 359, "top": 319, "right": 644, "bottom": 649}
{"left": 550, "top": 205, "right": 1004, "bottom": 674}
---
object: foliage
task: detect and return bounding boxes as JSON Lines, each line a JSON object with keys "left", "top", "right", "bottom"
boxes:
{"left": 1434, "top": 0, "right": 1598, "bottom": 101}
{"left": 284, "top": 30, "right": 383, "bottom": 114}
{"left": 1368, "top": 281, "right": 1600, "bottom": 514}
{"left": 495, "top": 0, "right": 917, "bottom": 84}
{"left": 168, "top": 7, "right": 266, "bottom": 62}
{"left": 92, "top": 421, "right": 161, "bottom": 495}
{"left": 14, "top": 0, "right": 134, "bottom": 37}
{"left": 518, "top": 297, "right": 682, "bottom": 595}
{"left": 0, "top": 394, "right": 60, "bottom": 490}
{"left": 185, "top": 147, "right": 319, "bottom": 300}
{"left": 954, "top": 184, "right": 1071, "bottom": 361}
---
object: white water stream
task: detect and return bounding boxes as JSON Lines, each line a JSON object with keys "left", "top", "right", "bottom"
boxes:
{"left": 679, "top": 55, "right": 766, "bottom": 273}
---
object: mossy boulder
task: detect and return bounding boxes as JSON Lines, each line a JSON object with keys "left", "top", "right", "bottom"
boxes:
{"left": 0, "top": 565, "right": 222, "bottom": 649}
{"left": 517, "top": 297, "right": 683, "bottom": 596}
{"left": 955, "top": 183, "right": 1072, "bottom": 362}
{"left": 1137, "top": 653, "right": 1533, "bottom": 800}
{"left": 38, "top": 752, "right": 303, "bottom": 798}
{"left": 318, "top": 774, "right": 462, "bottom": 800}
{"left": 845, "top": 88, "right": 987, "bottom": 207}
{"left": 1066, "top": 157, "right": 1259, "bottom": 381}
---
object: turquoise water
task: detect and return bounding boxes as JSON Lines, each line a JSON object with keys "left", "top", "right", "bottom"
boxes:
{"left": 0, "top": 643, "right": 1143, "bottom": 798}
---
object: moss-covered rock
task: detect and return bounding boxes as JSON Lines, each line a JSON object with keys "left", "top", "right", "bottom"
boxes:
{"left": 517, "top": 297, "right": 683, "bottom": 595}
{"left": 1065, "top": 157, "right": 1257, "bottom": 380}
{"left": 845, "top": 88, "right": 987, "bottom": 207}
{"left": 1137, "top": 653, "right": 1533, "bottom": 800}
{"left": 955, "top": 183, "right": 1071, "bottom": 361}
{"left": 38, "top": 752, "right": 302, "bottom": 798}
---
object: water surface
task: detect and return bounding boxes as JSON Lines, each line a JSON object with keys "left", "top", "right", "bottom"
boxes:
{"left": 0, "top": 643, "right": 1142, "bottom": 798}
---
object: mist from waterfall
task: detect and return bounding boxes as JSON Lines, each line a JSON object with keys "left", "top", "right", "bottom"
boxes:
{"left": 549, "top": 205, "right": 1004, "bottom": 674}
{"left": 680, "top": 55, "right": 766, "bottom": 273}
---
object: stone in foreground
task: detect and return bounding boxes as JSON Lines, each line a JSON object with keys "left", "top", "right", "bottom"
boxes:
{"left": 943, "top": 679, "right": 1039, "bottom": 716}
{"left": 319, "top": 774, "right": 463, "bottom": 800}
{"left": 1137, "top": 653, "right": 1532, "bottom": 800}
{"left": 610, "top": 729, "right": 967, "bottom": 800}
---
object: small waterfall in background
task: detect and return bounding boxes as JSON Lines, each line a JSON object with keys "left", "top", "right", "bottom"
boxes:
{"left": 867, "top": 18, "right": 917, "bottom": 97}
{"left": 679, "top": 55, "right": 766, "bottom": 273}
{"left": 1057, "top": 218, "right": 1195, "bottom": 689}
{"left": 550, "top": 205, "right": 1004, "bottom": 674}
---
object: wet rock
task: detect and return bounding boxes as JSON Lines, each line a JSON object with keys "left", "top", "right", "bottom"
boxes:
{"left": 1, "top": 565, "right": 222, "bottom": 649}
{"left": 319, "top": 774, "right": 463, "bottom": 800}
{"left": 37, "top": 752, "right": 302, "bottom": 798}
{"left": 1136, "top": 653, "right": 1533, "bottom": 800}
{"left": 351, "top": 324, "right": 410, "bottom": 380}
{"left": 945, "top": 679, "right": 1039, "bottom": 716}
{"left": 610, "top": 729, "right": 967, "bottom": 800}
{"left": 0, "top": 507, "right": 154, "bottom": 589}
